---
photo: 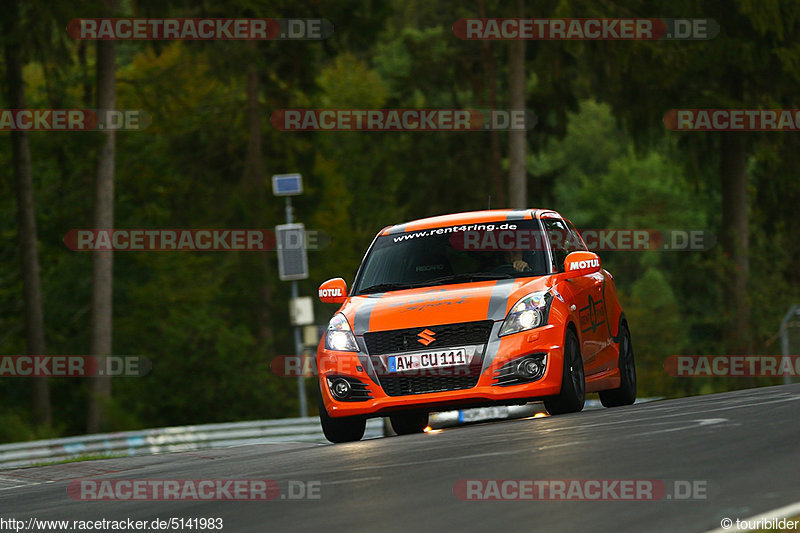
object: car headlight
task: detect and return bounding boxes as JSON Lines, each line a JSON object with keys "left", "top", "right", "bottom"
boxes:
{"left": 325, "top": 313, "right": 359, "bottom": 351}
{"left": 499, "top": 291, "right": 553, "bottom": 337}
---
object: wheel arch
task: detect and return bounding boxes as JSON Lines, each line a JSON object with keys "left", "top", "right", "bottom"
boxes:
{"left": 565, "top": 320, "right": 582, "bottom": 359}
{"left": 566, "top": 320, "right": 579, "bottom": 341}
{"left": 612, "top": 313, "right": 628, "bottom": 343}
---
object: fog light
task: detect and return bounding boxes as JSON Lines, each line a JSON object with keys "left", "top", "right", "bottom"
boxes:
{"left": 517, "top": 358, "right": 542, "bottom": 379}
{"left": 330, "top": 378, "right": 352, "bottom": 400}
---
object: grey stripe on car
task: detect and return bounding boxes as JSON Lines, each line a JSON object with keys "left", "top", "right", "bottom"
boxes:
{"left": 506, "top": 209, "right": 528, "bottom": 221}
{"left": 384, "top": 224, "right": 406, "bottom": 235}
{"left": 482, "top": 279, "right": 517, "bottom": 370}
{"left": 352, "top": 295, "right": 383, "bottom": 384}
{"left": 487, "top": 278, "right": 517, "bottom": 320}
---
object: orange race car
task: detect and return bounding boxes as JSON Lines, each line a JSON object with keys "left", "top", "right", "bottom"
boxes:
{"left": 316, "top": 209, "right": 636, "bottom": 443}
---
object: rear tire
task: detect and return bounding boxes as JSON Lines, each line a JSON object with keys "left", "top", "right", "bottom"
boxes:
{"left": 544, "top": 328, "right": 585, "bottom": 415}
{"left": 389, "top": 411, "right": 429, "bottom": 435}
{"left": 317, "top": 385, "right": 366, "bottom": 443}
{"left": 599, "top": 323, "right": 637, "bottom": 407}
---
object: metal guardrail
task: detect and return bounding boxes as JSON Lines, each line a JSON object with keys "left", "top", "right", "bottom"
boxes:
{"left": 0, "top": 399, "right": 660, "bottom": 469}
{"left": 0, "top": 417, "right": 382, "bottom": 469}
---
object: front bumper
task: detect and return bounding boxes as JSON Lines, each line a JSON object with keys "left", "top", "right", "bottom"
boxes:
{"left": 318, "top": 323, "right": 566, "bottom": 418}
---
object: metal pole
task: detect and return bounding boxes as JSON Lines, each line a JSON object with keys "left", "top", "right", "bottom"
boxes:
{"left": 292, "top": 280, "right": 307, "bottom": 417}
{"left": 780, "top": 305, "right": 798, "bottom": 386}
{"left": 286, "top": 196, "right": 308, "bottom": 417}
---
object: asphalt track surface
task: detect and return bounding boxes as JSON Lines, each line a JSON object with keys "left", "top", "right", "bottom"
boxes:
{"left": 2, "top": 384, "right": 799, "bottom": 533}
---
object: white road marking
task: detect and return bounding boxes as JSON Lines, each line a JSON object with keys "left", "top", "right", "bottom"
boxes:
{"left": 533, "top": 396, "right": 800, "bottom": 434}
{"left": 625, "top": 418, "right": 728, "bottom": 438}
{"left": 0, "top": 478, "right": 45, "bottom": 491}
{"left": 348, "top": 450, "right": 520, "bottom": 471}
{"left": 323, "top": 476, "right": 382, "bottom": 486}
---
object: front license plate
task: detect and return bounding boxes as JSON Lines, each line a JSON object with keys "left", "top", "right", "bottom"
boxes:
{"left": 388, "top": 349, "right": 468, "bottom": 373}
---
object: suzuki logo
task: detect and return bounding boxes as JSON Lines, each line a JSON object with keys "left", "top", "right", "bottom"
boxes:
{"left": 417, "top": 328, "right": 436, "bottom": 346}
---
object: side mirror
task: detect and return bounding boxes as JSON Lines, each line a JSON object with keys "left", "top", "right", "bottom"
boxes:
{"left": 564, "top": 251, "right": 601, "bottom": 278}
{"left": 318, "top": 278, "right": 347, "bottom": 304}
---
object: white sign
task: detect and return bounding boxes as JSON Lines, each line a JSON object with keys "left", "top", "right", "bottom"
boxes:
{"left": 290, "top": 297, "right": 314, "bottom": 326}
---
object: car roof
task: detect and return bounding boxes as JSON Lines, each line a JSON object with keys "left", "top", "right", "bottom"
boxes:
{"left": 379, "top": 209, "right": 563, "bottom": 236}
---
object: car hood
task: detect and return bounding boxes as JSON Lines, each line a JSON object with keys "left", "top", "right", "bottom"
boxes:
{"left": 340, "top": 277, "right": 553, "bottom": 334}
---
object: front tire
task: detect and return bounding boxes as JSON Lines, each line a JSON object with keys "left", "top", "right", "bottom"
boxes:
{"left": 317, "top": 385, "right": 366, "bottom": 443}
{"left": 389, "top": 411, "right": 429, "bottom": 435}
{"left": 544, "top": 328, "right": 585, "bottom": 415}
{"left": 599, "top": 322, "right": 637, "bottom": 407}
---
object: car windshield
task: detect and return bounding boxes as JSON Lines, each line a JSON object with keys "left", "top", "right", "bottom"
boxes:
{"left": 353, "top": 220, "right": 551, "bottom": 294}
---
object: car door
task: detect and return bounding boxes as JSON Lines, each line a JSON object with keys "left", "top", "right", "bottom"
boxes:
{"left": 564, "top": 219, "right": 614, "bottom": 372}
{"left": 542, "top": 217, "right": 605, "bottom": 375}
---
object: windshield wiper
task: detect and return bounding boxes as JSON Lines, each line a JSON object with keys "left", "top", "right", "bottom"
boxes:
{"left": 423, "top": 272, "right": 513, "bottom": 285}
{"left": 358, "top": 283, "right": 415, "bottom": 294}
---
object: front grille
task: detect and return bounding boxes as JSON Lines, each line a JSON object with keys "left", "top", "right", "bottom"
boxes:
{"left": 379, "top": 372, "right": 480, "bottom": 396}
{"left": 363, "top": 320, "right": 493, "bottom": 355}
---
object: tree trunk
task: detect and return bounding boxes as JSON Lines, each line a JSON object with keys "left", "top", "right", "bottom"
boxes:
{"left": 479, "top": 0, "right": 505, "bottom": 208}
{"left": 87, "top": 29, "right": 117, "bottom": 433}
{"left": 3, "top": 0, "right": 51, "bottom": 426}
{"left": 243, "top": 43, "right": 275, "bottom": 351}
{"left": 508, "top": 0, "right": 527, "bottom": 208}
{"left": 720, "top": 133, "right": 750, "bottom": 354}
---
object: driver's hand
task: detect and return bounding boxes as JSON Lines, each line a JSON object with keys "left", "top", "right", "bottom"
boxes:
{"left": 513, "top": 259, "right": 530, "bottom": 272}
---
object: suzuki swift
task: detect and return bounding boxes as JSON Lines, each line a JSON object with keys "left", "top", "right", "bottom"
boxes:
{"left": 316, "top": 209, "right": 636, "bottom": 443}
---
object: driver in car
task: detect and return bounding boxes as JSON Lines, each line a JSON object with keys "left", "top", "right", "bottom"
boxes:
{"left": 506, "top": 250, "right": 531, "bottom": 272}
